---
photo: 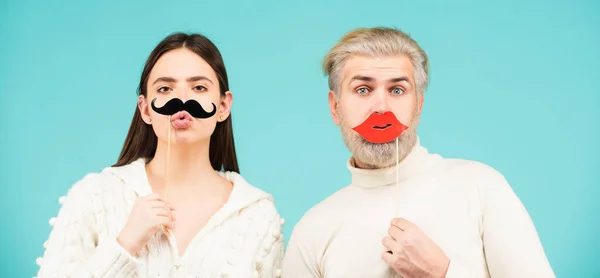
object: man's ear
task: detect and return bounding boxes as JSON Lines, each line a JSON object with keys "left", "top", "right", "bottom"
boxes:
{"left": 328, "top": 91, "right": 340, "bottom": 126}
{"left": 416, "top": 93, "right": 424, "bottom": 116}
{"left": 138, "top": 95, "right": 152, "bottom": 124}
{"left": 217, "top": 91, "right": 233, "bottom": 122}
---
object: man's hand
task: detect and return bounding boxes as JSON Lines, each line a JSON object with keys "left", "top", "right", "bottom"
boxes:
{"left": 382, "top": 218, "right": 450, "bottom": 278}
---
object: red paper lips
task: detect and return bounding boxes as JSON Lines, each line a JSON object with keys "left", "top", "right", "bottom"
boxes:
{"left": 351, "top": 111, "right": 409, "bottom": 143}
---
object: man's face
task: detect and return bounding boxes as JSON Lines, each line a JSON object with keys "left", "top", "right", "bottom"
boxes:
{"left": 328, "top": 55, "right": 424, "bottom": 169}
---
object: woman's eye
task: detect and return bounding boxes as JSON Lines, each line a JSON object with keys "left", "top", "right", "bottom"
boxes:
{"left": 356, "top": 87, "right": 369, "bottom": 95}
{"left": 391, "top": 88, "right": 404, "bottom": 95}
{"left": 157, "top": 86, "right": 171, "bottom": 93}
{"left": 194, "top": 85, "right": 207, "bottom": 91}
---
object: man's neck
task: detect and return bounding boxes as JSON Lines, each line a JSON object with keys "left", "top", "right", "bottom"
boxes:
{"left": 352, "top": 158, "right": 386, "bottom": 170}
{"left": 352, "top": 153, "right": 410, "bottom": 170}
{"left": 348, "top": 138, "right": 432, "bottom": 188}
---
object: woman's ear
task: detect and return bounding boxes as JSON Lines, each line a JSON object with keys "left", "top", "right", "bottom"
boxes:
{"left": 217, "top": 91, "right": 233, "bottom": 122}
{"left": 138, "top": 95, "right": 152, "bottom": 124}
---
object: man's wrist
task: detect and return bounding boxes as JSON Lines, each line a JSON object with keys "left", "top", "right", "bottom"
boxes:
{"left": 435, "top": 257, "right": 450, "bottom": 278}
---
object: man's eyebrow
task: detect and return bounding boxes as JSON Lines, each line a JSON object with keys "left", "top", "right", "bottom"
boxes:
{"left": 350, "top": 75, "right": 375, "bottom": 82}
{"left": 388, "top": 77, "right": 411, "bottom": 83}
{"left": 349, "top": 76, "right": 411, "bottom": 84}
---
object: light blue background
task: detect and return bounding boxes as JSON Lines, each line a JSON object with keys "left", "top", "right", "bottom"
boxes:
{"left": 1, "top": 0, "right": 598, "bottom": 277}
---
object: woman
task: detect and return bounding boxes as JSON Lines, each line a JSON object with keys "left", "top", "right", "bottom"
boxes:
{"left": 35, "top": 33, "right": 285, "bottom": 277}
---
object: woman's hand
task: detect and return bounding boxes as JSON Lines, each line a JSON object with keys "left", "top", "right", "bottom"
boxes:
{"left": 116, "top": 194, "right": 175, "bottom": 255}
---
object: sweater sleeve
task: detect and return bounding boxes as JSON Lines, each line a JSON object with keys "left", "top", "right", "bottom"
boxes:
{"left": 443, "top": 259, "right": 475, "bottom": 278}
{"left": 280, "top": 222, "right": 321, "bottom": 278}
{"left": 36, "top": 174, "right": 140, "bottom": 277}
{"left": 254, "top": 201, "right": 285, "bottom": 278}
{"left": 246, "top": 199, "right": 284, "bottom": 278}
{"left": 476, "top": 169, "right": 555, "bottom": 278}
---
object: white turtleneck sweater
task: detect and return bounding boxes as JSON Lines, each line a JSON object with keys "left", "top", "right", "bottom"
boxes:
{"left": 281, "top": 139, "right": 555, "bottom": 278}
{"left": 35, "top": 158, "right": 285, "bottom": 278}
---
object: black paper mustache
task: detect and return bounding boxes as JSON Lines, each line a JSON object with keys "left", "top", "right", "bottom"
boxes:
{"left": 151, "top": 98, "right": 216, "bottom": 119}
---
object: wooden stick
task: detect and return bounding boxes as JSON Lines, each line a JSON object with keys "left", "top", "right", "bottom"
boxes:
{"left": 395, "top": 138, "right": 399, "bottom": 217}
{"left": 163, "top": 116, "right": 172, "bottom": 235}
{"left": 166, "top": 116, "right": 171, "bottom": 202}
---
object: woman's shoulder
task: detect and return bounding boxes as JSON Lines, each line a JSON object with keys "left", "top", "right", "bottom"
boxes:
{"left": 61, "top": 172, "right": 121, "bottom": 203}
{"left": 63, "top": 160, "right": 146, "bottom": 203}
{"left": 218, "top": 171, "right": 283, "bottom": 222}
{"left": 52, "top": 172, "right": 119, "bottom": 221}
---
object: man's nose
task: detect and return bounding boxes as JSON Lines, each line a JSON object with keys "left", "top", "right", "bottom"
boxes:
{"left": 371, "top": 88, "right": 391, "bottom": 113}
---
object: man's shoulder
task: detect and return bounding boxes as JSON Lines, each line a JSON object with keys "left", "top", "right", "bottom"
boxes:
{"left": 434, "top": 157, "right": 513, "bottom": 198}
{"left": 438, "top": 157, "right": 507, "bottom": 181}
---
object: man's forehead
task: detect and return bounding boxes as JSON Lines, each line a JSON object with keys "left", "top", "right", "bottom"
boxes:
{"left": 341, "top": 55, "right": 415, "bottom": 82}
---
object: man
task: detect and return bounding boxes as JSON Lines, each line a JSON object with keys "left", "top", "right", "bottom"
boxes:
{"left": 281, "top": 27, "right": 555, "bottom": 278}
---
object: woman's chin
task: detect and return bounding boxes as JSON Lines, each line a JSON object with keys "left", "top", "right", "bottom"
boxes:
{"left": 168, "top": 133, "right": 209, "bottom": 146}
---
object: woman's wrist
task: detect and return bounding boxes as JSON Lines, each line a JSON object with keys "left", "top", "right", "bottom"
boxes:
{"left": 116, "top": 233, "right": 138, "bottom": 256}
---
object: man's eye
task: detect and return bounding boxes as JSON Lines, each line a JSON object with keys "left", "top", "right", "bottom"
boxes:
{"left": 356, "top": 88, "right": 369, "bottom": 95}
{"left": 391, "top": 88, "right": 404, "bottom": 95}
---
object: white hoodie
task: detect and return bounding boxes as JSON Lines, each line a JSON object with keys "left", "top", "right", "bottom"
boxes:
{"left": 35, "top": 158, "right": 285, "bottom": 278}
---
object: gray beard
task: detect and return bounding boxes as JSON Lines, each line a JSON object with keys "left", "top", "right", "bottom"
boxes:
{"left": 339, "top": 114, "right": 419, "bottom": 169}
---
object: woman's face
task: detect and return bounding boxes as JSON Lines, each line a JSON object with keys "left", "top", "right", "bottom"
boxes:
{"left": 138, "top": 47, "right": 232, "bottom": 145}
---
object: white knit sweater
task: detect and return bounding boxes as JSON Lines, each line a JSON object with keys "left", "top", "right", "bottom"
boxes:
{"left": 35, "top": 158, "right": 285, "bottom": 278}
{"left": 282, "top": 139, "right": 554, "bottom": 278}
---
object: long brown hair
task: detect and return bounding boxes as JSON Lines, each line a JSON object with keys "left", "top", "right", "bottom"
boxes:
{"left": 113, "top": 33, "right": 239, "bottom": 173}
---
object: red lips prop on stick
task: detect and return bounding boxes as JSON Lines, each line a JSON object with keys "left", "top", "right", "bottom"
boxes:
{"left": 352, "top": 111, "right": 408, "bottom": 218}
{"left": 352, "top": 111, "right": 409, "bottom": 143}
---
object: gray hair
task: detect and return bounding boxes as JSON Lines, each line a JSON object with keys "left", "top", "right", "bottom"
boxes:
{"left": 323, "top": 27, "right": 430, "bottom": 96}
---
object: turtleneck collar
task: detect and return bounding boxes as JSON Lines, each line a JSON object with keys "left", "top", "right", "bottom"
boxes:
{"left": 348, "top": 137, "right": 440, "bottom": 188}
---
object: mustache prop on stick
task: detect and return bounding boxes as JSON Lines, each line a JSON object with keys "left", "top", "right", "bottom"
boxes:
{"left": 352, "top": 111, "right": 409, "bottom": 218}
{"left": 151, "top": 97, "right": 217, "bottom": 118}
{"left": 150, "top": 97, "right": 218, "bottom": 232}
